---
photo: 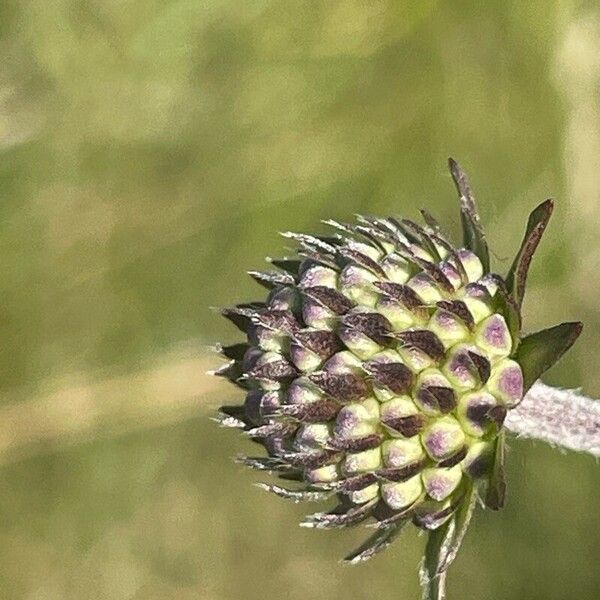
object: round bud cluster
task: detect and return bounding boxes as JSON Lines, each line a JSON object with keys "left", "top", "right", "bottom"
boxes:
{"left": 217, "top": 215, "right": 524, "bottom": 532}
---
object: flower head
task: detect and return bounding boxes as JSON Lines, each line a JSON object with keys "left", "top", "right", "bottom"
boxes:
{"left": 213, "top": 159, "right": 581, "bottom": 580}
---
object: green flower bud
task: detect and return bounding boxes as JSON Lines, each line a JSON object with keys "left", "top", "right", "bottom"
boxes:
{"left": 334, "top": 398, "right": 379, "bottom": 441}
{"left": 382, "top": 437, "right": 426, "bottom": 468}
{"left": 407, "top": 272, "right": 443, "bottom": 304}
{"left": 287, "top": 376, "right": 322, "bottom": 405}
{"left": 322, "top": 350, "right": 363, "bottom": 374}
{"left": 421, "top": 465, "right": 463, "bottom": 501}
{"left": 294, "top": 423, "right": 332, "bottom": 451}
{"left": 486, "top": 358, "right": 524, "bottom": 407}
{"left": 306, "top": 464, "right": 339, "bottom": 484}
{"left": 381, "top": 254, "right": 412, "bottom": 283}
{"left": 428, "top": 308, "right": 470, "bottom": 348}
{"left": 375, "top": 295, "right": 415, "bottom": 330}
{"left": 475, "top": 314, "right": 512, "bottom": 360}
{"left": 443, "top": 344, "right": 481, "bottom": 391}
{"left": 414, "top": 368, "right": 455, "bottom": 415}
{"left": 456, "top": 249, "right": 483, "bottom": 282}
{"left": 462, "top": 440, "right": 494, "bottom": 478}
{"left": 457, "top": 391, "right": 498, "bottom": 437}
{"left": 422, "top": 416, "right": 466, "bottom": 461}
{"left": 299, "top": 264, "right": 338, "bottom": 289}
{"left": 461, "top": 283, "right": 494, "bottom": 324}
{"left": 339, "top": 265, "right": 379, "bottom": 306}
{"left": 381, "top": 475, "right": 423, "bottom": 510}
{"left": 349, "top": 482, "right": 380, "bottom": 505}
{"left": 344, "top": 447, "right": 382, "bottom": 474}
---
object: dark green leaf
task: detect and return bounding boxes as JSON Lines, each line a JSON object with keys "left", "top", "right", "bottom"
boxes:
{"left": 448, "top": 158, "right": 490, "bottom": 271}
{"left": 505, "top": 199, "right": 554, "bottom": 309}
{"left": 485, "top": 430, "right": 506, "bottom": 510}
{"left": 515, "top": 322, "right": 583, "bottom": 392}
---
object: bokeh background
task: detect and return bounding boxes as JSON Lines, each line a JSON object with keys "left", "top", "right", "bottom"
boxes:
{"left": 0, "top": 1, "right": 598, "bottom": 599}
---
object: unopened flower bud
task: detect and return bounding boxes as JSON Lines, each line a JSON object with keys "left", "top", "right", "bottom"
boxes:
{"left": 287, "top": 377, "right": 322, "bottom": 405}
{"left": 456, "top": 249, "right": 483, "bottom": 282}
{"left": 428, "top": 309, "right": 470, "bottom": 348}
{"left": 339, "top": 265, "right": 379, "bottom": 306}
{"left": 415, "top": 369, "right": 455, "bottom": 415}
{"left": 475, "top": 314, "right": 512, "bottom": 360}
{"left": 349, "top": 482, "right": 380, "bottom": 505}
{"left": 381, "top": 475, "right": 423, "bottom": 510}
{"left": 407, "top": 272, "right": 443, "bottom": 304}
{"left": 457, "top": 391, "right": 497, "bottom": 436}
{"left": 344, "top": 447, "right": 382, "bottom": 474}
{"left": 422, "top": 416, "right": 466, "bottom": 461}
{"left": 306, "top": 464, "right": 339, "bottom": 484}
{"left": 382, "top": 437, "right": 425, "bottom": 468}
{"left": 486, "top": 359, "right": 524, "bottom": 407}
{"left": 421, "top": 465, "right": 463, "bottom": 501}
{"left": 299, "top": 264, "right": 338, "bottom": 289}
{"left": 335, "top": 399, "right": 379, "bottom": 440}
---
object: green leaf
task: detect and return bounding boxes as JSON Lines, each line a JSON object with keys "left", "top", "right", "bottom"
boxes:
{"left": 485, "top": 430, "right": 506, "bottom": 511}
{"left": 514, "top": 321, "right": 583, "bottom": 392}
{"left": 505, "top": 199, "right": 554, "bottom": 309}
{"left": 419, "top": 483, "right": 477, "bottom": 600}
{"left": 448, "top": 158, "right": 490, "bottom": 272}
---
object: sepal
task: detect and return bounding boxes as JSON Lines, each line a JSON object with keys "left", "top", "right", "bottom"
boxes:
{"left": 484, "top": 430, "right": 506, "bottom": 510}
{"left": 448, "top": 158, "right": 490, "bottom": 271}
{"left": 505, "top": 199, "right": 554, "bottom": 309}
{"left": 514, "top": 321, "right": 583, "bottom": 392}
{"left": 419, "top": 482, "right": 477, "bottom": 600}
{"left": 343, "top": 519, "right": 409, "bottom": 564}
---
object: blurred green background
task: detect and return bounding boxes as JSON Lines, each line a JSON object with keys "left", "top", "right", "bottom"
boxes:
{"left": 0, "top": 1, "right": 598, "bottom": 598}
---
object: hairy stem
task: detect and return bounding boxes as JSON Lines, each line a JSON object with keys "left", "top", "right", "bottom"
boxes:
{"left": 505, "top": 381, "right": 600, "bottom": 457}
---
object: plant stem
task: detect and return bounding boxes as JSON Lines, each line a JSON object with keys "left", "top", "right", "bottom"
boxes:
{"left": 505, "top": 381, "right": 600, "bottom": 457}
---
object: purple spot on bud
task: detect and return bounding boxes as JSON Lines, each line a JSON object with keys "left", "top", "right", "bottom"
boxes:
{"left": 423, "top": 418, "right": 464, "bottom": 460}
{"left": 424, "top": 475, "right": 455, "bottom": 501}
{"left": 440, "top": 262, "right": 461, "bottom": 288}
{"left": 483, "top": 315, "right": 510, "bottom": 349}
{"left": 290, "top": 344, "right": 318, "bottom": 371}
{"left": 465, "top": 282, "right": 491, "bottom": 300}
{"left": 302, "top": 298, "right": 333, "bottom": 327}
{"left": 499, "top": 365, "right": 524, "bottom": 404}
{"left": 424, "top": 430, "right": 448, "bottom": 459}
{"left": 436, "top": 311, "right": 455, "bottom": 328}
{"left": 334, "top": 407, "right": 360, "bottom": 437}
{"left": 446, "top": 349, "right": 477, "bottom": 386}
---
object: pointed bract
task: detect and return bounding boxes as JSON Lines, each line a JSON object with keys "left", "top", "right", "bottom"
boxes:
{"left": 514, "top": 321, "right": 583, "bottom": 392}
{"left": 343, "top": 519, "right": 408, "bottom": 564}
{"left": 448, "top": 158, "right": 490, "bottom": 272}
{"left": 485, "top": 431, "right": 506, "bottom": 510}
{"left": 505, "top": 199, "right": 554, "bottom": 309}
